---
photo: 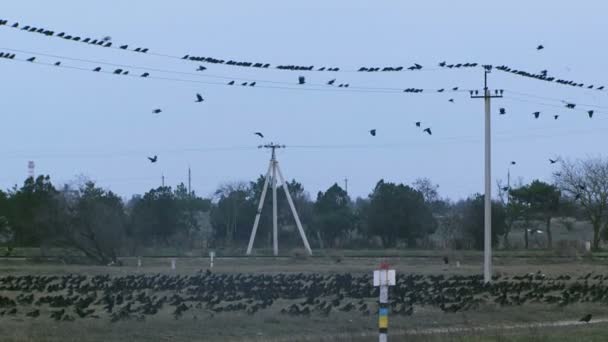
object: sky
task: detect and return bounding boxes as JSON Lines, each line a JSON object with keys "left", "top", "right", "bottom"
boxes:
{"left": 0, "top": 0, "right": 607, "bottom": 201}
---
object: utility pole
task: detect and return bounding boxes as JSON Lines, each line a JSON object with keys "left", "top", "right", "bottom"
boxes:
{"left": 344, "top": 177, "right": 348, "bottom": 195}
{"left": 188, "top": 166, "right": 192, "bottom": 195}
{"left": 246, "top": 143, "right": 313, "bottom": 256}
{"left": 161, "top": 174, "right": 165, "bottom": 187}
{"left": 470, "top": 65, "right": 503, "bottom": 283}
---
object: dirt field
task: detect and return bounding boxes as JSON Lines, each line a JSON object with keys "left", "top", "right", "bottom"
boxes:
{"left": 1, "top": 254, "right": 608, "bottom": 342}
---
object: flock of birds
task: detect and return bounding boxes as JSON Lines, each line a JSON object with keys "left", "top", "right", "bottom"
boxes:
{"left": 0, "top": 270, "right": 600, "bottom": 324}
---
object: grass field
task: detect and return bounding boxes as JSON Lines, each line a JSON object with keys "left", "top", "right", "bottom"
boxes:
{"left": 1, "top": 253, "right": 608, "bottom": 341}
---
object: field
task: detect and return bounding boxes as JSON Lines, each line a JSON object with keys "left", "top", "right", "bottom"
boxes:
{"left": 2, "top": 254, "right": 608, "bottom": 342}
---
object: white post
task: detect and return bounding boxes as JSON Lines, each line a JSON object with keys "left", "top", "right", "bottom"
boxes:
{"left": 246, "top": 162, "right": 273, "bottom": 255}
{"left": 276, "top": 164, "right": 313, "bottom": 255}
{"left": 171, "top": 258, "right": 176, "bottom": 270}
{"left": 484, "top": 88, "right": 492, "bottom": 283}
{"left": 374, "top": 265, "right": 396, "bottom": 342}
{"left": 272, "top": 156, "right": 279, "bottom": 256}
{"left": 137, "top": 257, "right": 142, "bottom": 268}
{"left": 209, "top": 251, "right": 215, "bottom": 268}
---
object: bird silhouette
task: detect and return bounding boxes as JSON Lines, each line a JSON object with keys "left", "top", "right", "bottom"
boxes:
{"left": 54, "top": 61, "right": 61, "bottom": 66}
{"left": 141, "top": 72, "right": 150, "bottom": 77}
{"left": 195, "top": 93, "right": 204, "bottom": 103}
{"left": 254, "top": 132, "right": 264, "bottom": 138}
{"left": 537, "top": 44, "right": 544, "bottom": 50}
{"left": 499, "top": 108, "right": 506, "bottom": 115}
{"left": 298, "top": 76, "right": 305, "bottom": 85}
{"left": 120, "top": 45, "right": 128, "bottom": 49}
{"left": 423, "top": 128, "right": 432, "bottom": 135}
{"left": 327, "top": 79, "right": 336, "bottom": 85}
{"left": 148, "top": 156, "right": 158, "bottom": 163}
{"left": 369, "top": 129, "right": 376, "bottom": 137}
{"left": 249, "top": 82, "right": 256, "bottom": 87}
{"left": 152, "top": 109, "right": 162, "bottom": 114}
{"left": 588, "top": 110, "right": 594, "bottom": 118}
{"left": 197, "top": 66, "right": 207, "bottom": 71}
{"left": 565, "top": 103, "right": 576, "bottom": 109}
{"left": 241, "top": 82, "right": 248, "bottom": 86}
{"left": 415, "top": 122, "right": 421, "bottom": 127}
{"left": 26, "top": 57, "right": 35, "bottom": 62}
{"left": 533, "top": 111, "right": 540, "bottom": 119}
{"left": 554, "top": 115, "right": 559, "bottom": 120}
{"left": 579, "top": 314, "right": 592, "bottom": 323}
{"left": 228, "top": 81, "right": 235, "bottom": 85}
{"left": 502, "top": 186, "right": 510, "bottom": 192}
{"left": 93, "top": 67, "right": 101, "bottom": 72}
{"left": 511, "top": 161, "right": 516, "bottom": 165}
{"left": 549, "top": 158, "right": 558, "bottom": 164}
{"left": 449, "top": 99, "right": 454, "bottom": 103}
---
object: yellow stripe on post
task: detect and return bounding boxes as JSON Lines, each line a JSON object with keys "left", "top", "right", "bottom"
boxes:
{"left": 379, "top": 316, "right": 388, "bottom": 328}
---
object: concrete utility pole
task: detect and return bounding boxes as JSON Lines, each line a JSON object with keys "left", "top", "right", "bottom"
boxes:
{"left": 344, "top": 177, "right": 348, "bottom": 195}
{"left": 471, "top": 65, "right": 503, "bottom": 283}
{"left": 246, "top": 143, "right": 313, "bottom": 256}
{"left": 161, "top": 174, "right": 165, "bottom": 187}
{"left": 188, "top": 166, "right": 192, "bottom": 195}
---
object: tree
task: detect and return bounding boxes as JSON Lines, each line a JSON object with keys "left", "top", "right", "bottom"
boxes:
{"left": 554, "top": 158, "right": 608, "bottom": 251}
{"left": 313, "top": 184, "right": 353, "bottom": 247}
{"left": 367, "top": 180, "right": 437, "bottom": 247}
{"left": 461, "top": 194, "right": 506, "bottom": 250}
{"left": 211, "top": 182, "right": 256, "bottom": 246}
{"left": 6, "top": 176, "right": 60, "bottom": 246}
{"left": 56, "top": 182, "right": 127, "bottom": 264}
{"left": 130, "top": 186, "right": 184, "bottom": 245}
{"left": 509, "top": 180, "right": 560, "bottom": 248}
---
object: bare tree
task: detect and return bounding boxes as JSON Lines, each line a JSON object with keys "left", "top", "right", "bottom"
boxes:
{"left": 554, "top": 158, "right": 608, "bottom": 251}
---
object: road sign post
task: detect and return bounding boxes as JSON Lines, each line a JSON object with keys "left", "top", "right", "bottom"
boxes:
{"left": 374, "top": 263, "right": 396, "bottom": 342}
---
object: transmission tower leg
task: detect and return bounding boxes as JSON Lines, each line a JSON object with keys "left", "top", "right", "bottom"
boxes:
{"left": 246, "top": 162, "right": 273, "bottom": 255}
{"left": 276, "top": 164, "right": 313, "bottom": 256}
{"left": 272, "top": 160, "right": 279, "bottom": 256}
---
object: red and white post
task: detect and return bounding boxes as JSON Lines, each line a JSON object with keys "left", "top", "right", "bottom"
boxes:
{"left": 373, "top": 263, "right": 396, "bottom": 342}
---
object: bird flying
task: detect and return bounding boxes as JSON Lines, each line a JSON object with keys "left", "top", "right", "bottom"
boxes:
{"left": 448, "top": 99, "right": 454, "bottom": 103}
{"left": 511, "top": 161, "right": 516, "bottom": 165}
{"left": 369, "top": 129, "right": 376, "bottom": 136}
{"left": 499, "top": 108, "right": 506, "bottom": 115}
{"left": 327, "top": 79, "right": 336, "bottom": 85}
{"left": 415, "top": 122, "right": 421, "bottom": 127}
{"left": 195, "top": 93, "right": 204, "bottom": 103}
{"left": 554, "top": 115, "right": 559, "bottom": 120}
{"left": 148, "top": 155, "right": 158, "bottom": 163}
{"left": 533, "top": 111, "right": 540, "bottom": 119}
{"left": 423, "top": 128, "right": 432, "bottom": 135}
{"left": 549, "top": 158, "right": 558, "bottom": 164}
{"left": 588, "top": 110, "right": 594, "bottom": 118}
{"left": 152, "top": 109, "right": 162, "bottom": 114}
{"left": 254, "top": 132, "right": 264, "bottom": 138}
{"left": 228, "top": 81, "right": 235, "bottom": 85}
{"left": 537, "top": 44, "right": 544, "bottom": 50}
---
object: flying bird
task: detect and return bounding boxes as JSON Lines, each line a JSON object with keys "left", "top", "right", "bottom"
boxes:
{"left": 152, "top": 109, "right": 162, "bottom": 114}
{"left": 554, "top": 115, "right": 559, "bottom": 120}
{"left": 502, "top": 186, "right": 510, "bottom": 192}
{"left": 141, "top": 72, "right": 150, "bottom": 77}
{"left": 499, "top": 108, "right": 506, "bottom": 115}
{"left": 511, "top": 161, "right": 516, "bottom": 165}
{"left": 579, "top": 314, "right": 592, "bottom": 323}
{"left": 533, "top": 111, "right": 540, "bottom": 119}
{"left": 195, "top": 93, "right": 204, "bottom": 103}
{"left": 448, "top": 99, "right": 454, "bottom": 103}
{"left": 227, "top": 81, "right": 235, "bottom": 85}
{"left": 415, "top": 122, "right": 421, "bottom": 127}
{"left": 93, "top": 67, "right": 101, "bottom": 72}
{"left": 197, "top": 65, "right": 207, "bottom": 71}
{"left": 369, "top": 129, "right": 376, "bottom": 136}
{"left": 249, "top": 82, "right": 256, "bottom": 86}
{"left": 537, "top": 44, "right": 544, "bottom": 50}
{"left": 327, "top": 79, "right": 336, "bottom": 85}
{"left": 148, "top": 156, "right": 158, "bottom": 163}
{"left": 423, "top": 128, "right": 432, "bottom": 135}
{"left": 254, "top": 132, "right": 264, "bottom": 138}
{"left": 588, "top": 110, "right": 594, "bottom": 118}
{"left": 549, "top": 158, "right": 558, "bottom": 164}
{"left": 298, "top": 76, "right": 305, "bottom": 85}
{"left": 54, "top": 61, "right": 61, "bottom": 66}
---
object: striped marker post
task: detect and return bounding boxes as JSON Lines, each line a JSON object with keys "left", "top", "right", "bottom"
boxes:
{"left": 374, "top": 263, "right": 396, "bottom": 342}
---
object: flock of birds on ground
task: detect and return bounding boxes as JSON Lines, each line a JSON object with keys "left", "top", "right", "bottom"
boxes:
{"left": 0, "top": 270, "right": 600, "bottom": 323}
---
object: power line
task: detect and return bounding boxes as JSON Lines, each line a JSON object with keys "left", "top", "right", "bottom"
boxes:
{"left": 0, "top": 49, "right": 469, "bottom": 95}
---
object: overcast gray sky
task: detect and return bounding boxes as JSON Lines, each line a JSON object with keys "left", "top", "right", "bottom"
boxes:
{"left": 1, "top": 0, "right": 607, "bottom": 201}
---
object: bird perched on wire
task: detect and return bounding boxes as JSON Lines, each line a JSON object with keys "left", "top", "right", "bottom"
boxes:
{"left": 554, "top": 115, "right": 559, "bottom": 120}
{"left": 254, "top": 132, "right": 264, "bottom": 138}
{"left": 533, "top": 111, "right": 540, "bottom": 119}
{"left": 197, "top": 65, "right": 207, "bottom": 71}
{"left": 579, "top": 314, "right": 592, "bottom": 323}
{"left": 298, "top": 76, "right": 305, "bottom": 85}
{"left": 588, "top": 110, "right": 594, "bottom": 118}
{"left": 228, "top": 81, "right": 235, "bottom": 85}
{"left": 369, "top": 129, "right": 376, "bottom": 137}
{"left": 327, "top": 79, "right": 336, "bottom": 85}
{"left": 249, "top": 82, "right": 256, "bottom": 87}
{"left": 511, "top": 161, "right": 516, "bottom": 165}
{"left": 415, "top": 122, "right": 421, "bottom": 127}
{"left": 148, "top": 156, "right": 158, "bottom": 163}
{"left": 27, "top": 57, "right": 35, "bottom": 62}
{"left": 499, "top": 108, "right": 506, "bottom": 115}
{"left": 195, "top": 93, "right": 204, "bottom": 103}
{"left": 141, "top": 72, "right": 150, "bottom": 77}
{"left": 423, "top": 128, "right": 432, "bottom": 135}
{"left": 449, "top": 99, "right": 454, "bottom": 103}
{"left": 152, "top": 109, "right": 162, "bottom": 114}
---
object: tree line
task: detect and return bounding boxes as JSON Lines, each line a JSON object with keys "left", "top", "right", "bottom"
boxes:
{"left": 0, "top": 157, "right": 607, "bottom": 264}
